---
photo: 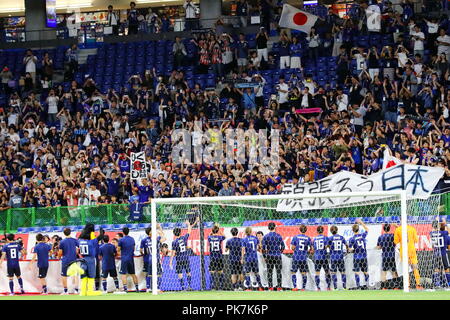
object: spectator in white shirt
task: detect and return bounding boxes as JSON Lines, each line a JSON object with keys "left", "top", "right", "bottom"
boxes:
{"left": 46, "top": 89, "right": 60, "bottom": 126}
{"left": 107, "top": 5, "right": 119, "bottom": 35}
{"left": 424, "top": 17, "right": 439, "bottom": 54}
{"left": 23, "top": 49, "right": 37, "bottom": 87}
{"left": 276, "top": 76, "right": 289, "bottom": 110}
{"left": 436, "top": 28, "right": 450, "bottom": 62}
{"left": 184, "top": 0, "right": 199, "bottom": 31}
{"left": 410, "top": 25, "right": 425, "bottom": 57}
{"left": 336, "top": 87, "right": 349, "bottom": 112}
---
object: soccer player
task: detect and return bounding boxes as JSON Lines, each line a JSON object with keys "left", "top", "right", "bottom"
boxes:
{"left": 78, "top": 226, "right": 102, "bottom": 296}
{"left": 394, "top": 223, "right": 422, "bottom": 289}
{"left": 29, "top": 233, "right": 52, "bottom": 294}
{"left": 376, "top": 224, "right": 398, "bottom": 289}
{"left": 312, "top": 225, "right": 331, "bottom": 290}
{"left": 0, "top": 233, "right": 26, "bottom": 295}
{"left": 328, "top": 225, "right": 348, "bottom": 290}
{"left": 99, "top": 234, "right": 120, "bottom": 293}
{"left": 208, "top": 224, "right": 225, "bottom": 290}
{"left": 262, "top": 222, "right": 285, "bottom": 291}
{"left": 225, "top": 227, "right": 243, "bottom": 291}
{"left": 144, "top": 224, "right": 166, "bottom": 293}
{"left": 170, "top": 219, "right": 197, "bottom": 291}
{"left": 429, "top": 220, "right": 450, "bottom": 288}
{"left": 290, "top": 224, "right": 311, "bottom": 291}
{"left": 241, "top": 227, "right": 263, "bottom": 291}
{"left": 118, "top": 227, "right": 140, "bottom": 293}
{"left": 348, "top": 219, "right": 370, "bottom": 289}
{"left": 58, "top": 227, "right": 79, "bottom": 294}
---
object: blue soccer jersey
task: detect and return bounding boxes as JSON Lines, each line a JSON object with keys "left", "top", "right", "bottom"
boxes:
{"left": 78, "top": 239, "right": 97, "bottom": 258}
{"left": 59, "top": 238, "right": 79, "bottom": 265}
{"left": 262, "top": 232, "right": 285, "bottom": 257}
{"left": 172, "top": 233, "right": 190, "bottom": 261}
{"left": 226, "top": 237, "right": 242, "bottom": 262}
{"left": 119, "top": 236, "right": 136, "bottom": 262}
{"left": 242, "top": 235, "right": 259, "bottom": 262}
{"left": 430, "top": 230, "right": 449, "bottom": 257}
{"left": 313, "top": 235, "right": 328, "bottom": 261}
{"left": 328, "top": 234, "right": 347, "bottom": 261}
{"left": 145, "top": 236, "right": 162, "bottom": 263}
{"left": 99, "top": 243, "right": 117, "bottom": 271}
{"left": 377, "top": 234, "right": 396, "bottom": 259}
{"left": 34, "top": 242, "right": 52, "bottom": 268}
{"left": 349, "top": 232, "right": 368, "bottom": 260}
{"left": 208, "top": 235, "right": 225, "bottom": 260}
{"left": 291, "top": 234, "right": 311, "bottom": 261}
{"left": 140, "top": 236, "right": 151, "bottom": 262}
{"left": 2, "top": 243, "right": 22, "bottom": 268}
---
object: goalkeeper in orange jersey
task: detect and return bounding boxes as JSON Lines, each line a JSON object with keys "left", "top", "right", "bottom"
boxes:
{"left": 393, "top": 224, "right": 423, "bottom": 290}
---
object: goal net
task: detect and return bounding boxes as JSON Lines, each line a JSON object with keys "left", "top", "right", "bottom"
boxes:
{"left": 149, "top": 191, "right": 446, "bottom": 294}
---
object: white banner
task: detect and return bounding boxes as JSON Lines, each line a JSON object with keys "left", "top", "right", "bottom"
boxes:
{"left": 277, "top": 164, "right": 445, "bottom": 211}
{"left": 366, "top": 4, "right": 381, "bottom": 32}
{"left": 130, "top": 152, "right": 148, "bottom": 180}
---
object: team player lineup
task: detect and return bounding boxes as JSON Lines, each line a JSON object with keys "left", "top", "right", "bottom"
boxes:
{"left": 0, "top": 214, "right": 449, "bottom": 295}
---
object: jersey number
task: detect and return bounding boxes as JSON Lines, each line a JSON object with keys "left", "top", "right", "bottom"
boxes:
{"left": 80, "top": 245, "right": 89, "bottom": 255}
{"left": 432, "top": 236, "right": 444, "bottom": 248}
{"left": 10, "top": 248, "right": 17, "bottom": 259}
{"left": 333, "top": 240, "right": 342, "bottom": 251}
{"left": 356, "top": 240, "right": 365, "bottom": 249}
{"left": 211, "top": 241, "right": 220, "bottom": 252}
{"left": 297, "top": 240, "right": 305, "bottom": 251}
{"left": 316, "top": 240, "right": 324, "bottom": 250}
{"left": 178, "top": 241, "right": 186, "bottom": 253}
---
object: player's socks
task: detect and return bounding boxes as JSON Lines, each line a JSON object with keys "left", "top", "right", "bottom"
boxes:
{"left": 256, "top": 275, "right": 262, "bottom": 288}
{"left": 95, "top": 279, "right": 100, "bottom": 291}
{"left": 157, "top": 277, "right": 162, "bottom": 290}
{"left": 43, "top": 285, "right": 47, "bottom": 293}
{"left": 325, "top": 274, "right": 331, "bottom": 289}
{"left": 332, "top": 274, "right": 338, "bottom": 289}
{"left": 102, "top": 280, "right": 107, "bottom": 291}
{"left": 341, "top": 275, "right": 347, "bottom": 289}
{"left": 413, "top": 269, "right": 421, "bottom": 287}
{"left": 209, "top": 273, "right": 215, "bottom": 289}
{"left": 9, "top": 280, "right": 14, "bottom": 294}
{"left": 291, "top": 274, "right": 297, "bottom": 289}
{"left": 114, "top": 279, "right": 119, "bottom": 289}
{"left": 315, "top": 275, "right": 320, "bottom": 289}
{"left": 146, "top": 275, "right": 151, "bottom": 290}
{"left": 179, "top": 278, "right": 185, "bottom": 290}
{"left": 432, "top": 273, "right": 440, "bottom": 287}
{"left": 302, "top": 275, "right": 307, "bottom": 289}
{"left": 219, "top": 273, "right": 224, "bottom": 289}
{"left": 123, "top": 285, "right": 128, "bottom": 292}
{"left": 364, "top": 274, "right": 369, "bottom": 286}
{"left": 245, "top": 276, "right": 251, "bottom": 288}
{"left": 446, "top": 273, "right": 450, "bottom": 287}
{"left": 187, "top": 275, "right": 192, "bottom": 289}
{"left": 355, "top": 274, "right": 360, "bottom": 288}
{"left": 135, "top": 284, "right": 139, "bottom": 292}
{"left": 18, "top": 278, "right": 24, "bottom": 291}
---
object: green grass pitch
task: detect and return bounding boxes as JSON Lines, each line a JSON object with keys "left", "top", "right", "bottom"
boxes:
{"left": 1, "top": 290, "right": 449, "bottom": 300}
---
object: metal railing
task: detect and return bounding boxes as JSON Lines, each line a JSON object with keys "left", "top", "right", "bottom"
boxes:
{"left": 0, "top": 192, "right": 448, "bottom": 233}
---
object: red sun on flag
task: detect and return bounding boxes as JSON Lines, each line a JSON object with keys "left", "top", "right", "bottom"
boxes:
{"left": 293, "top": 12, "right": 308, "bottom": 25}
{"left": 386, "top": 160, "right": 397, "bottom": 168}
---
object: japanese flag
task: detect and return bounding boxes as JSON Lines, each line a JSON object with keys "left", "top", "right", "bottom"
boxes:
{"left": 382, "top": 146, "right": 402, "bottom": 170}
{"left": 279, "top": 4, "right": 318, "bottom": 34}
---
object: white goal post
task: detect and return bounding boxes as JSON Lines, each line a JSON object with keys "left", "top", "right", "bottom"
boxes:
{"left": 150, "top": 190, "right": 411, "bottom": 294}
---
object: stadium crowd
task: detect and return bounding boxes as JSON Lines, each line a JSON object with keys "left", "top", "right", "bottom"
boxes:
{"left": 0, "top": 0, "right": 449, "bottom": 215}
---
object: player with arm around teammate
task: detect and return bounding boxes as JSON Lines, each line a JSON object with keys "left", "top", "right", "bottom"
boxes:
{"left": 290, "top": 224, "right": 312, "bottom": 291}
{"left": 208, "top": 224, "right": 226, "bottom": 290}
{"left": 348, "top": 219, "right": 370, "bottom": 289}
{"left": 28, "top": 233, "right": 52, "bottom": 294}
{"left": 429, "top": 219, "right": 450, "bottom": 289}
{"left": 170, "top": 218, "right": 197, "bottom": 291}
{"left": 58, "top": 227, "right": 79, "bottom": 294}
{"left": 327, "top": 225, "right": 349, "bottom": 290}
{"left": 226, "top": 227, "right": 244, "bottom": 291}
{"left": 0, "top": 233, "right": 26, "bottom": 295}
{"left": 241, "top": 227, "right": 263, "bottom": 291}
{"left": 312, "top": 226, "right": 332, "bottom": 291}
{"left": 262, "top": 222, "right": 285, "bottom": 291}
{"left": 77, "top": 226, "right": 103, "bottom": 296}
